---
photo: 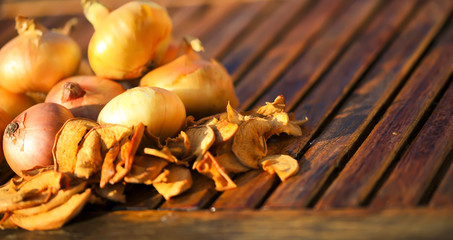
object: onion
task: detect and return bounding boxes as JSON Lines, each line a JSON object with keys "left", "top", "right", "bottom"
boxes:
{"left": 3, "top": 103, "right": 74, "bottom": 176}
{"left": 140, "top": 52, "right": 239, "bottom": 118}
{"left": 97, "top": 87, "right": 186, "bottom": 140}
{"left": 0, "top": 108, "right": 12, "bottom": 163}
{"left": 45, "top": 75, "right": 125, "bottom": 120}
{"left": 83, "top": 0, "right": 172, "bottom": 80}
{"left": 0, "top": 16, "right": 81, "bottom": 94}
{"left": 0, "top": 86, "right": 36, "bottom": 118}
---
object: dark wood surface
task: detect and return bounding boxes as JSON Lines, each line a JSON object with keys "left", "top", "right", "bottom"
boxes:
{"left": 0, "top": 0, "right": 452, "bottom": 238}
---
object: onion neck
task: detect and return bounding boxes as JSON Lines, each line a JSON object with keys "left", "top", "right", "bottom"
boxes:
{"left": 62, "top": 82, "right": 86, "bottom": 103}
{"left": 82, "top": 0, "right": 110, "bottom": 30}
{"left": 15, "top": 16, "right": 46, "bottom": 36}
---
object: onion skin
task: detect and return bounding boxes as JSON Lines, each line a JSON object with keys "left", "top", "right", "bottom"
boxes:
{"left": 140, "top": 54, "right": 239, "bottom": 118}
{"left": 0, "top": 17, "right": 81, "bottom": 94}
{"left": 0, "top": 86, "right": 36, "bottom": 118}
{"left": 0, "top": 108, "right": 12, "bottom": 163}
{"left": 45, "top": 76, "right": 125, "bottom": 120}
{"left": 84, "top": 0, "right": 172, "bottom": 80}
{"left": 3, "top": 103, "right": 73, "bottom": 176}
{"left": 97, "top": 87, "right": 186, "bottom": 140}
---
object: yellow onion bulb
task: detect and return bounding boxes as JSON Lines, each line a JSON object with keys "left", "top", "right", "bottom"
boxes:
{"left": 45, "top": 75, "right": 125, "bottom": 120}
{"left": 0, "top": 86, "right": 36, "bottom": 118}
{"left": 0, "top": 16, "right": 81, "bottom": 94}
{"left": 98, "top": 87, "right": 186, "bottom": 139}
{"left": 84, "top": 0, "right": 172, "bottom": 80}
{"left": 140, "top": 54, "right": 239, "bottom": 118}
{"left": 0, "top": 108, "right": 12, "bottom": 163}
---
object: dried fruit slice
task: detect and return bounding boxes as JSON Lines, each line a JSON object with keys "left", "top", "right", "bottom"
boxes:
{"left": 226, "top": 102, "right": 244, "bottom": 125}
{"left": 100, "top": 142, "right": 120, "bottom": 188}
{"left": 153, "top": 165, "right": 192, "bottom": 200}
{"left": 53, "top": 118, "right": 99, "bottom": 174}
{"left": 164, "top": 131, "right": 191, "bottom": 159}
{"left": 9, "top": 188, "right": 91, "bottom": 231}
{"left": 260, "top": 154, "right": 299, "bottom": 181}
{"left": 215, "top": 151, "right": 249, "bottom": 174}
{"left": 210, "top": 119, "right": 238, "bottom": 145}
{"left": 74, "top": 130, "right": 102, "bottom": 179}
{"left": 125, "top": 155, "right": 169, "bottom": 185}
{"left": 185, "top": 125, "right": 215, "bottom": 158}
{"left": 144, "top": 147, "right": 183, "bottom": 166}
{"left": 13, "top": 182, "right": 87, "bottom": 216}
{"left": 193, "top": 152, "right": 236, "bottom": 191}
{"left": 232, "top": 118, "right": 271, "bottom": 168}
{"left": 255, "top": 95, "right": 286, "bottom": 116}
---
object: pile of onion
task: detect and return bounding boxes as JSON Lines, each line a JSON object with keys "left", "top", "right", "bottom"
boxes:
{"left": 140, "top": 49, "right": 239, "bottom": 119}
{"left": 0, "top": 16, "right": 81, "bottom": 95}
{"left": 45, "top": 75, "right": 125, "bottom": 120}
{"left": 3, "top": 103, "right": 73, "bottom": 176}
{"left": 83, "top": 0, "right": 172, "bottom": 80}
{"left": 97, "top": 86, "right": 186, "bottom": 140}
{"left": 0, "top": 108, "right": 12, "bottom": 163}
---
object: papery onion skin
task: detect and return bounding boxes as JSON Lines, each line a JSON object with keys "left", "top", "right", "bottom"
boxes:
{"left": 97, "top": 87, "right": 186, "bottom": 140}
{"left": 0, "top": 86, "right": 36, "bottom": 118}
{"left": 140, "top": 54, "right": 239, "bottom": 119}
{"left": 85, "top": 0, "right": 172, "bottom": 80}
{"left": 3, "top": 103, "right": 74, "bottom": 176}
{"left": 0, "top": 17, "right": 82, "bottom": 94}
{"left": 0, "top": 108, "right": 12, "bottom": 163}
{"left": 45, "top": 75, "right": 125, "bottom": 120}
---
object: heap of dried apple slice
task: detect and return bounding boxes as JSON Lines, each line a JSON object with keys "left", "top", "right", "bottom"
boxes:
{"left": 0, "top": 95, "right": 306, "bottom": 230}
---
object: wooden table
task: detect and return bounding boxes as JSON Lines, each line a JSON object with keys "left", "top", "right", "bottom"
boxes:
{"left": 1, "top": 0, "right": 452, "bottom": 238}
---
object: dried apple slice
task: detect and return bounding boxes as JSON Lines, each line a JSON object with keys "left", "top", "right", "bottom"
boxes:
{"left": 125, "top": 155, "right": 169, "bottom": 185}
{"left": 232, "top": 118, "right": 271, "bottom": 168}
{"left": 260, "top": 154, "right": 299, "bottom": 181}
{"left": 100, "top": 142, "right": 120, "bottom": 188}
{"left": 255, "top": 95, "right": 286, "bottom": 116}
{"left": 210, "top": 120, "right": 238, "bottom": 145}
{"left": 153, "top": 165, "right": 192, "bottom": 200}
{"left": 0, "top": 189, "right": 52, "bottom": 212}
{"left": 13, "top": 182, "right": 87, "bottom": 216}
{"left": 144, "top": 147, "right": 183, "bottom": 165}
{"left": 193, "top": 152, "right": 236, "bottom": 191}
{"left": 74, "top": 130, "right": 102, "bottom": 179}
{"left": 215, "top": 151, "right": 249, "bottom": 174}
{"left": 53, "top": 118, "right": 99, "bottom": 174}
{"left": 164, "top": 131, "right": 191, "bottom": 159}
{"left": 226, "top": 102, "right": 244, "bottom": 125}
{"left": 9, "top": 188, "right": 91, "bottom": 231}
{"left": 185, "top": 125, "right": 215, "bottom": 158}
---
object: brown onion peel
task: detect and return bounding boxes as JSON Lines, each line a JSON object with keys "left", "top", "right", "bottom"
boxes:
{"left": 3, "top": 103, "right": 74, "bottom": 177}
{"left": 0, "top": 16, "right": 81, "bottom": 94}
{"left": 45, "top": 76, "right": 125, "bottom": 120}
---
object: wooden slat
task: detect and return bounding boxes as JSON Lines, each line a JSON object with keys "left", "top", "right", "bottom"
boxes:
{"left": 430, "top": 149, "right": 453, "bottom": 207}
{"left": 220, "top": 0, "right": 311, "bottom": 76}
{"left": 311, "top": 0, "right": 453, "bottom": 210}
{"left": 369, "top": 67, "right": 453, "bottom": 207}
{"left": 264, "top": 0, "right": 451, "bottom": 209}
{"left": 214, "top": 0, "right": 415, "bottom": 210}
{"left": 172, "top": 2, "right": 239, "bottom": 40}
{"left": 236, "top": 0, "right": 373, "bottom": 111}
{"left": 198, "top": 1, "right": 268, "bottom": 60}
{"left": 1, "top": 209, "right": 452, "bottom": 239}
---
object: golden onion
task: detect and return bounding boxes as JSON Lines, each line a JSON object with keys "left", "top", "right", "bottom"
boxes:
{"left": 0, "top": 86, "right": 36, "bottom": 118}
{"left": 140, "top": 51, "right": 239, "bottom": 119}
{"left": 0, "top": 16, "right": 81, "bottom": 94}
{"left": 97, "top": 87, "right": 186, "bottom": 140}
{"left": 83, "top": 0, "right": 172, "bottom": 80}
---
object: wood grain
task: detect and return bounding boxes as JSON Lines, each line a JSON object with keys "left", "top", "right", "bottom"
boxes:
{"left": 235, "top": 0, "right": 352, "bottom": 109}
{"left": 220, "top": 0, "right": 311, "bottom": 76}
{"left": 314, "top": 0, "right": 453, "bottom": 209}
{"left": 370, "top": 67, "right": 453, "bottom": 207}
{"left": 1, "top": 208, "right": 452, "bottom": 239}
{"left": 264, "top": 0, "right": 450, "bottom": 209}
